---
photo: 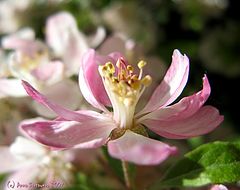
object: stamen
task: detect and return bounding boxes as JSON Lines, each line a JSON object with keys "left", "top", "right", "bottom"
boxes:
{"left": 141, "top": 75, "right": 152, "bottom": 86}
{"left": 98, "top": 57, "right": 152, "bottom": 129}
{"left": 137, "top": 60, "right": 147, "bottom": 69}
{"left": 131, "top": 75, "right": 138, "bottom": 81}
{"left": 138, "top": 60, "right": 147, "bottom": 80}
{"left": 127, "top": 65, "right": 134, "bottom": 74}
{"left": 106, "top": 62, "right": 115, "bottom": 73}
{"left": 131, "top": 80, "right": 141, "bottom": 90}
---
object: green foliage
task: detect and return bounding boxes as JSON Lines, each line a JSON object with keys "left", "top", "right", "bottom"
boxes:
{"left": 102, "top": 147, "right": 124, "bottom": 181}
{"left": 101, "top": 147, "right": 136, "bottom": 188}
{"left": 149, "top": 141, "right": 240, "bottom": 189}
{"left": 0, "top": 174, "right": 6, "bottom": 184}
{"left": 61, "top": 172, "right": 112, "bottom": 190}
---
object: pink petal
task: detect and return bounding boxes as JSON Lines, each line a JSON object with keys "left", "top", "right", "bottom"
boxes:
{"left": 98, "top": 35, "right": 126, "bottom": 55}
{"left": 33, "top": 79, "right": 82, "bottom": 118}
{"left": 0, "top": 79, "right": 27, "bottom": 98}
{"left": 87, "top": 26, "right": 106, "bottom": 47}
{"left": 20, "top": 117, "right": 116, "bottom": 149}
{"left": 46, "top": 11, "right": 88, "bottom": 75}
{"left": 142, "top": 106, "right": 224, "bottom": 139}
{"left": 107, "top": 130, "right": 177, "bottom": 165}
{"left": 137, "top": 49, "right": 189, "bottom": 116}
{"left": 139, "top": 75, "right": 210, "bottom": 122}
{"left": 3, "top": 27, "right": 34, "bottom": 38}
{"left": 210, "top": 185, "right": 228, "bottom": 190}
{"left": 2, "top": 29, "right": 46, "bottom": 57}
{"left": 79, "top": 49, "right": 112, "bottom": 111}
{"left": 1, "top": 27, "right": 35, "bottom": 49}
{"left": 22, "top": 80, "right": 93, "bottom": 122}
{"left": 31, "top": 60, "right": 64, "bottom": 84}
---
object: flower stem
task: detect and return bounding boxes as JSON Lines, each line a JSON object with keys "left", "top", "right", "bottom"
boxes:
{"left": 122, "top": 160, "right": 131, "bottom": 189}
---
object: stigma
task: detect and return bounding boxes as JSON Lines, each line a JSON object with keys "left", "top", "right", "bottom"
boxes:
{"left": 99, "top": 57, "right": 152, "bottom": 129}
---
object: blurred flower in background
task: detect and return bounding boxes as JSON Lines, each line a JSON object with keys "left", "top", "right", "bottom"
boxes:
{"left": 0, "top": 11, "right": 105, "bottom": 118}
{"left": 0, "top": 136, "right": 74, "bottom": 189}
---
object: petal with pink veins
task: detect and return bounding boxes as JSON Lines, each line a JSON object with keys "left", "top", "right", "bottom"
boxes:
{"left": 137, "top": 49, "right": 189, "bottom": 116}
{"left": 139, "top": 75, "right": 210, "bottom": 122}
{"left": 33, "top": 79, "right": 82, "bottom": 118}
{"left": 142, "top": 106, "right": 224, "bottom": 139}
{"left": 20, "top": 117, "right": 116, "bottom": 149}
{"left": 108, "top": 130, "right": 177, "bottom": 165}
{"left": 0, "top": 79, "right": 27, "bottom": 98}
{"left": 79, "top": 49, "right": 113, "bottom": 112}
{"left": 22, "top": 80, "right": 93, "bottom": 122}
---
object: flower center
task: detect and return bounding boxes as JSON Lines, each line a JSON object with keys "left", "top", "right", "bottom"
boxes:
{"left": 99, "top": 57, "right": 152, "bottom": 129}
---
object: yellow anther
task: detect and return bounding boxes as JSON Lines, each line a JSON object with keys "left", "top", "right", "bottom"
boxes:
{"left": 131, "top": 75, "right": 138, "bottom": 81}
{"left": 106, "top": 62, "right": 113, "bottom": 68}
{"left": 106, "top": 62, "right": 115, "bottom": 73}
{"left": 141, "top": 75, "right": 152, "bottom": 86}
{"left": 131, "top": 80, "right": 141, "bottom": 90}
{"left": 137, "top": 60, "right": 147, "bottom": 69}
{"left": 126, "top": 76, "right": 131, "bottom": 81}
{"left": 102, "top": 65, "right": 108, "bottom": 71}
{"left": 112, "top": 77, "right": 118, "bottom": 83}
{"left": 107, "top": 73, "right": 113, "bottom": 78}
{"left": 127, "top": 79, "right": 134, "bottom": 85}
{"left": 127, "top": 65, "right": 134, "bottom": 73}
{"left": 98, "top": 65, "right": 106, "bottom": 76}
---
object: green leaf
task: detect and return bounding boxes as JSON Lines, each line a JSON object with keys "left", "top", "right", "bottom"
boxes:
{"left": 149, "top": 141, "right": 240, "bottom": 189}
{"left": 61, "top": 172, "right": 112, "bottom": 190}
{"left": 187, "top": 136, "right": 204, "bottom": 149}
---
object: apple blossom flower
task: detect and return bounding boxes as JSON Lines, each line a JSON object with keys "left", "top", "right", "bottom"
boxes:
{"left": 20, "top": 49, "right": 223, "bottom": 165}
{"left": 0, "top": 135, "right": 74, "bottom": 190}
{"left": 0, "top": 11, "right": 105, "bottom": 96}
{"left": 44, "top": 11, "right": 105, "bottom": 76}
{"left": 0, "top": 27, "right": 81, "bottom": 117}
{"left": 0, "top": 12, "right": 105, "bottom": 117}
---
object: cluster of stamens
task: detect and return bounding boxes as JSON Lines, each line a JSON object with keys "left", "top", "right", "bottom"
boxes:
{"left": 99, "top": 57, "right": 152, "bottom": 107}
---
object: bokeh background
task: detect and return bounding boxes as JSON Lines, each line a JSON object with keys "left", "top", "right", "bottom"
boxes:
{"left": 0, "top": 0, "right": 239, "bottom": 189}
